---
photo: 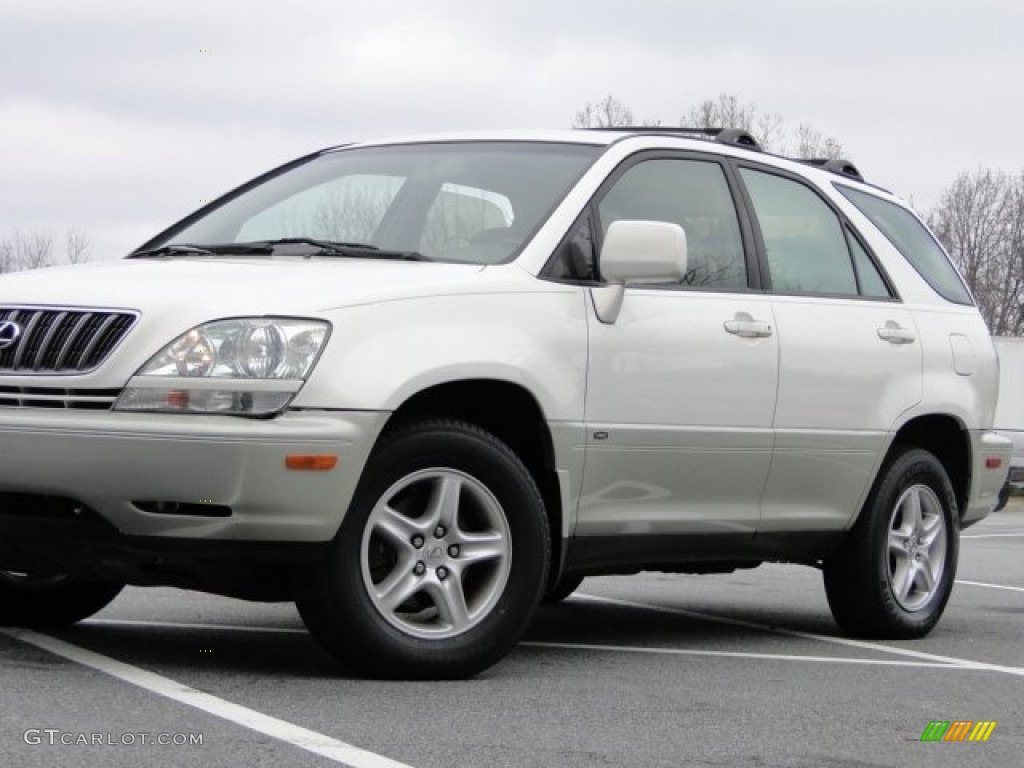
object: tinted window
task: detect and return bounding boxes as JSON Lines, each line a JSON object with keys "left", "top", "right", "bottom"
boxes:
{"left": 837, "top": 185, "right": 973, "bottom": 305}
{"left": 598, "top": 159, "right": 747, "bottom": 290}
{"left": 741, "top": 169, "right": 857, "bottom": 296}
{"left": 848, "top": 229, "right": 891, "bottom": 298}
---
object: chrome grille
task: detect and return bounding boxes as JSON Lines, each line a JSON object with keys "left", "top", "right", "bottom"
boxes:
{"left": 0, "top": 386, "right": 122, "bottom": 410}
{"left": 0, "top": 307, "right": 137, "bottom": 374}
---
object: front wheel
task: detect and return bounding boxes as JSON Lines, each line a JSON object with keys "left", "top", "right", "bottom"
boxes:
{"left": 544, "top": 574, "right": 585, "bottom": 604}
{"left": 296, "top": 420, "right": 550, "bottom": 679}
{"left": 824, "top": 446, "right": 959, "bottom": 639}
{"left": 0, "top": 572, "right": 123, "bottom": 628}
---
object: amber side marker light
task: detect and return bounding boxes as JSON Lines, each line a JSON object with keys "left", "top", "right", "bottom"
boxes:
{"left": 285, "top": 455, "right": 339, "bottom": 471}
{"left": 985, "top": 457, "right": 1003, "bottom": 469}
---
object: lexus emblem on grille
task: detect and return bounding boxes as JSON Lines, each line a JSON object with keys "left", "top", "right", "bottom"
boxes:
{"left": 0, "top": 320, "right": 22, "bottom": 351}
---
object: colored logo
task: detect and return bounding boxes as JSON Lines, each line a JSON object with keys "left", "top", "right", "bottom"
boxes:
{"left": 920, "top": 720, "right": 997, "bottom": 742}
{"left": 0, "top": 320, "right": 22, "bottom": 351}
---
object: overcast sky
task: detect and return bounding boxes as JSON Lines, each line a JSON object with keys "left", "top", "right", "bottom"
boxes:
{"left": 2, "top": 0, "right": 1022, "bottom": 262}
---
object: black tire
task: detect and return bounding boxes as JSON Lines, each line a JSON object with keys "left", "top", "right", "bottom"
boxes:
{"left": 0, "top": 572, "right": 123, "bottom": 628}
{"left": 824, "top": 446, "right": 959, "bottom": 639}
{"left": 995, "top": 482, "right": 1010, "bottom": 512}
{"left": 544, "top": 574, "right": 585, "bottom": 604}
{"left": 296, "top": 419, "right": 550, "bottom": 679}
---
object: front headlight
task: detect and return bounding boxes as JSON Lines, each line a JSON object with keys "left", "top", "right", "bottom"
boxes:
{"left": 114, "top": 317, "right": 329, "bottom": 416}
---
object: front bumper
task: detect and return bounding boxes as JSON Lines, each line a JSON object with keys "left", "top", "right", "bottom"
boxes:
{"left": 0, "top": 408, "right": 388, "bottom": 542}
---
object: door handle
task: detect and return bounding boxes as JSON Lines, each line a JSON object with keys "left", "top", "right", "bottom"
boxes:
{"left": 724, "top": 314, "right": 773, "bottom": 338}
{"left": 877, "top": 322, "right": 916, "bottom": 345}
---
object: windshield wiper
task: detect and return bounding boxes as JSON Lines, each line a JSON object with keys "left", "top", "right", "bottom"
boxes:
{"left": 128, "top": 242, "right": 273, "bottom": 259}
{"left": 128, "top": 244, "right": 218, "bottom": 258}
{"left": 129, "top": 239, "right": 433, "bottom": 262}
{"left": 246, "top": 238, "right": 432, "bottom": 261}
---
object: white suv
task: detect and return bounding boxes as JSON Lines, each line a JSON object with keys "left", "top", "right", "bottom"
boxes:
{"left": 0, "top": 129, "right": 1011, "bottom": 678}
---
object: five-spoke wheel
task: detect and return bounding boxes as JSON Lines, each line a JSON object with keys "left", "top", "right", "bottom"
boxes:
{"left": 886, "top": 484, "right": 948, "bottom": 612}
{"left": 361, "top": 469, "right": 512, "bottom": 639}
{"left": 297, "top": 420, "right": 550, "bottom": 679}
{"left": 825, "top": 446, "right": 958, "bottom": 639}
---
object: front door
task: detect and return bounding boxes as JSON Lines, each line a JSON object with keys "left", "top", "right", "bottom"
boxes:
{"left": 577, "top": 155, "right": 779, "bottom": 536}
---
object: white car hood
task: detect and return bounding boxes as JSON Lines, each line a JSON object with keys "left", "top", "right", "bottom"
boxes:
{"left": 0, "top": 256, "right": 488, "bottom": 316}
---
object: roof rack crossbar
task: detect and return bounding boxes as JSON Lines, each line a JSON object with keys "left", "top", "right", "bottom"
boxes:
{"left": 797, "top": 157, "right": 865, "bottom": 182}
{"left": 581, "top": 126, "right": 762, "bottom": 151}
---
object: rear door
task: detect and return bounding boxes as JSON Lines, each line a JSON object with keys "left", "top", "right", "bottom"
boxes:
{"left": 736, "top": 166, "right": 923, "bottom": 531}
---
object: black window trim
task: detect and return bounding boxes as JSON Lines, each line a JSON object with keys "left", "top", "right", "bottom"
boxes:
{"left": 540, "top": 149, "right": 763, "bottom": 294}
{"left": 729, "top": 159, "right": 902, "bottom": 304}
{"left": 540, "top": 205, "right": 604, "bottom": 287}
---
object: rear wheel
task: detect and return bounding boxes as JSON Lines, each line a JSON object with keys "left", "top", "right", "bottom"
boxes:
{"left": 297, "top": 420, "right": 550, "bottom": 679}
{"left": 0, "top": 572, "right": 123, "bottom": 628}
{"left": 824, "top": 446, "right": 958, "bottom": 639}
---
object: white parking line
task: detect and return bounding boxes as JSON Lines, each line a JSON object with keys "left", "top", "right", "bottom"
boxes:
{"left": 956, "top": 579, "right": 1024, "bottom": 593}
{"left": 521, "top": 641, "right": 966, "bottom": 669}
{"left": 962, "top": 533, "right": 1024, "bottom": 539}
{"left": 0, "top": 628, "right": 413, "bottom": 768}
{"left": 572, "top": 594, "right": 1024, "bottom": 678}
{"left": 87, "top": 618, "right": 305, "bottom": 634}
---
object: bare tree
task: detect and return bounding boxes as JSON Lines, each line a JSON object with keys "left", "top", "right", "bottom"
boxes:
{"left": 573, "top": 94, "right": 634, "bottom": 128}
{"left": 929, "top": 169, "right": 1024, "bottom": 335}
{"left": 0, "top": 239, "right": 13, "bottom": 274}
{"left": 795, "top": 123, "right": 844, "bottom": 161}
{"left": 0, "top": 228, "right": 89, "bottom": 273}
{"left": 574, "top": 92, "right": 843, "bottom": 158}
{"left": 684, "top": 93, "right": 784, "bottom": 150}
{"left": 64, "top": 227, "right": 91, "bottom": 264}
{"left": 12, "top": 231, "right": 54, "bottom": 271}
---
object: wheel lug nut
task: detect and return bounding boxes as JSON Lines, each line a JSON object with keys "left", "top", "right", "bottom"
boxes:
{"left": 411, "top": 535, "right": 424, "bottom": 549}
{"left": 448, "top": 544, "right": 460, "bottom": 558}
{"left": 434, "top": 526, "right": 446, "bottom": 538}
{"left": 436, "top": 566, "right": 449, "bottom": 580}
{"left": 413, "top": 561, "right": 426, "bottom": 575}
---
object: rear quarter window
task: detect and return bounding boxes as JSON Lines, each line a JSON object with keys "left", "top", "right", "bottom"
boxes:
{"left": 836, "top": 185, "right": 973, "bottom": 305}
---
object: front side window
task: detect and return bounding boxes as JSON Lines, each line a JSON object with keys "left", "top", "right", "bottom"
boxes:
{"left": 837, "top": 185, "right": 973, "bottom": 305}
{"left": 597, "top": 158, "right": 747, "bottom": 291}
{"left": 740, "top": 168, "right": 858, "bottom": 296}
{"left": 155, "top": 142, "right": 600, "bottom": 265}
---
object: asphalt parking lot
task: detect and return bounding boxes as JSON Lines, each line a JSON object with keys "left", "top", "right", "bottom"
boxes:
{"left": 2, "top": 499, "right": 1022, "bottom": 768}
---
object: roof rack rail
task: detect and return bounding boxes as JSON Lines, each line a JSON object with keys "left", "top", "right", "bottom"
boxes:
{"left": 582, "top": 126, "right": 762, "bottom": 151}
{"left": 799, "top": 157, "right": 864, "bottom": 182}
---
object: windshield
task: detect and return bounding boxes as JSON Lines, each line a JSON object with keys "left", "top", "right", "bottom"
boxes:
{"left": 151, "top": 142, "right": 600, "bottom": 265}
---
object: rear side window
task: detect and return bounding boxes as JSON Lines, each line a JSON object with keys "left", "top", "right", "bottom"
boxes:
{"left": 836, "top": 185, "right": 973, "bottom": 305}
{"left": 740, "top": 169, "right": 858, "bottom": 296}
{"left": 848, "top": 230, "right": 891, "bottom": 298}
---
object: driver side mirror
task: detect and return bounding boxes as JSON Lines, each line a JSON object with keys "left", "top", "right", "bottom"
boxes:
{"left": 591, "top": 220, "right": 688, "bottom": 324}
{"left": 600, "top": 220, "right": 688, "bottom": 284}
